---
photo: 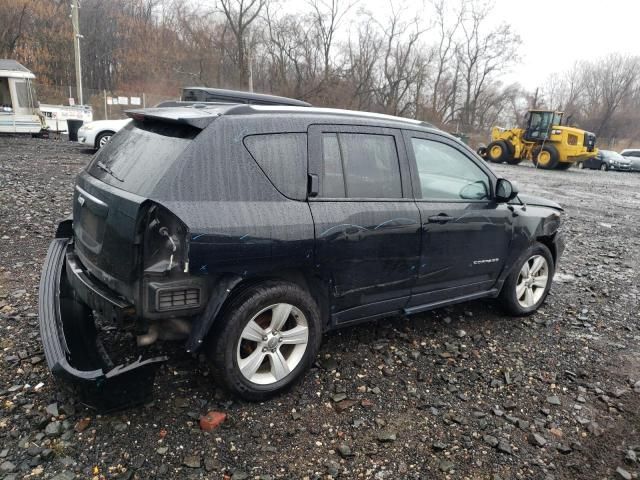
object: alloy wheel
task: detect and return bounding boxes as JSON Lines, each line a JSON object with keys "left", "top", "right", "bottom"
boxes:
{"left": 99, "top": 135, "right": 112, "bottom": 148}
{"left": 236, "top": 303, "right": 309, "bottom": 385}
{"left": 515, "top": 255, "right": 549, "bottom": 308}
{"left": 537, "top": 150, "right": 552, "bottom": 166}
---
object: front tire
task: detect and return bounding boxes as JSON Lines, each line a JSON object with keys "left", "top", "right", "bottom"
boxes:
{"left": 498, "top": 243, "right": 554, "bottom": 316}
{"left": 576, "top": 161, "right": 584, "bottom": 169}
{"left": 600, "top": 162, "right": 608, "bottom": 171}
{"left": 209, "top": 281, "right": 322, "bottom": 401}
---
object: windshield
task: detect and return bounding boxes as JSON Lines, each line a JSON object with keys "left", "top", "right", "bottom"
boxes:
{"left": 14, "top": 79, "right": 38, "bottom": 109}
{"left": 87, "top": 120, "right": 199, "bottom": 195}
{"left": 602, "top": 151, "right": 624, "bottom": 161}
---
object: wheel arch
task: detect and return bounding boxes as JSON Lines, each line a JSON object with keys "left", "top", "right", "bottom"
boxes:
{"left": 95, "top": 130, "right": 116, "bottom": 148}
{"left": 189, "top": 269, "right": 330, "bottom": 353}
{"left": 535, "top": 234, "right": 558, "bottom": 265}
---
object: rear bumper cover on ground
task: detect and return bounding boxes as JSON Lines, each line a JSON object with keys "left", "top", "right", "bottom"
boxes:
{"left": 38, "top": 238, "right": 166, "bottom": 411}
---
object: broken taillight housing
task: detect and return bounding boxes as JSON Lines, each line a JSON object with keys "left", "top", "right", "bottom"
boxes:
{"left": 142, "top": 203, "right": 189, "bottom": 274}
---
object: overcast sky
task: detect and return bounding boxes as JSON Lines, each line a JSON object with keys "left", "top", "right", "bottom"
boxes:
{"left": 492, "top": 0, "right": 640, "bottom": 89}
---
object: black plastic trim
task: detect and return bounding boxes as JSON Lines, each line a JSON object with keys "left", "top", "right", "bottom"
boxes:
{"left": 39, "top": 238, "right": 166, "bottom": 411}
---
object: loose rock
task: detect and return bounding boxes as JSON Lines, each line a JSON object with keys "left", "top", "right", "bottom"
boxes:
{"left": 377, "top": 431, "right": 397, "bottom": 443}
{"left": 528, "top": 433, "right": 547, "bottom": 447}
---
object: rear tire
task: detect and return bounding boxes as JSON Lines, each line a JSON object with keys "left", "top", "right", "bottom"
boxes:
{"left": 532, "top": 144, "right": 559, "bottom": 170}
{"left": 95, "top": 131, "right": 115, "bottom": 150}
{"left": 498, "top": 243, "right": 554, "bottom": 316}
{"left": 209, "top": 281, "right": 322, "bottom": 401}
{"left": 555, "top": 162, "right": 572, "bottom": 170}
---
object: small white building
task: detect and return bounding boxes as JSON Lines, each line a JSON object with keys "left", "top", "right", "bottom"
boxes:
{"left": 0, "top": 59, "right": 43, "bottom": 134}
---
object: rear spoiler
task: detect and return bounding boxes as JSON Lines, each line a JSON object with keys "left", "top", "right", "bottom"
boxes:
{"left": 125, "top": 107, "right": 220, "bottom": 130}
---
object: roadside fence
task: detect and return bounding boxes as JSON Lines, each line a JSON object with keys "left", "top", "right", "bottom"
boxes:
{"left": 34, "top": 83, "right": 179, "bottom": 121}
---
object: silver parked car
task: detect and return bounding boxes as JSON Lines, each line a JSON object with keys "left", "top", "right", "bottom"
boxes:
{"left": 576, "top": 150, "right": 631, "bottom": 171}
{"left": 620, "top": 149, "right": 640, "bottom": 172}
{"left": 77, "top": 118, "right": 131, "bottom": 150}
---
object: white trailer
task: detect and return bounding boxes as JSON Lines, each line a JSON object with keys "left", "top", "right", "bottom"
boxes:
{"left": 39, "top": 104, "right": 93, "bottom": 133}
{"left": 0, "top": 59, "right": 43, "bottom": 134}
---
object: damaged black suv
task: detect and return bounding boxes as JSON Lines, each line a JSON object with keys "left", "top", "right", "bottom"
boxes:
{"left": 39, "top": 98, "right": 565, "bottom": 407}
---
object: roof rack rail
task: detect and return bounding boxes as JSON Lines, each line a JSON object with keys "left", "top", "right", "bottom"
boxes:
{"left": 154, "top": 100, "right": 235, "bottom": 108}
{"left": 181, "top": 87, "right": 311, "bottom": 107}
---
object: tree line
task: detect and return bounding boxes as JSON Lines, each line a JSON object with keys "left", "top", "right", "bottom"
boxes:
{"left": 537, "top": 55, "right": 640, "bottom": 148}
{"left": 1, "top": 0, "right": 639, "bottom": 145}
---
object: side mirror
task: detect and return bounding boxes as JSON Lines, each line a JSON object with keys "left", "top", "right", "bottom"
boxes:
{"left": 495, "top": 178, "right": 519, "bottom": 203}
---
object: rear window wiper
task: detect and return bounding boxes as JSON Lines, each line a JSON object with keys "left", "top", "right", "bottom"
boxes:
{"left": 96, "top": 161, "right": 124, "bottom": 182}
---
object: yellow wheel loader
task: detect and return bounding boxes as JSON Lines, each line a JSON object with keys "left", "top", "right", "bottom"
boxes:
{"left": 478, "top": 110, "right": 598, "bottom": 170}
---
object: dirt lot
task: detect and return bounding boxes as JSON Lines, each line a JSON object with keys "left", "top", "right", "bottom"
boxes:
{"left": 0, "top": 135, "right": 639, "bottom": 480}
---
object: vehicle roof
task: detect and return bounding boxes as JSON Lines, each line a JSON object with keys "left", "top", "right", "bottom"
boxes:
{"left": 529, "top": 109, "right": 563, "bottom": 114}
{"left": 182, "top": 87, "right": 312, "bottom": 107}
{"left": 0, "top": 59, "right": 35, "bottom": 79}
{"left": 0, "top": 59, "right": 32, "bottom": 73}
{"left": 86, "top": 118, "right": 131, "bottom": 125}
{"left": 128, "top": 104, "right": 436, "bottom": 131}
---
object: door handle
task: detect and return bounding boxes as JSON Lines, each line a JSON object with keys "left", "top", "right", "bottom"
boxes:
{"left": 426, "top": 214, "right": 454, "bottom": 224}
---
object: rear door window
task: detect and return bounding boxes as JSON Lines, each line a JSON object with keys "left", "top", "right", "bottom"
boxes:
{"left": 243, "top": 133, "right": 307, "bottom": 200}
{"left": 319, "top": 132, "right": 402, "bottom": 199}
{"left": 321, "top": 133, "right": 345, "bottom": 197}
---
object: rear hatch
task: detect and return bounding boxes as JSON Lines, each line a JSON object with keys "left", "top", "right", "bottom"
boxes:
{"left": 72, "top": 108, "right": 216, "bottom": 299}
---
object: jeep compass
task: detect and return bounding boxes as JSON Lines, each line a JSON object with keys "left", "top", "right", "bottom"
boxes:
{"left": 39, "top": 100, "right": 565, "bottom": 408}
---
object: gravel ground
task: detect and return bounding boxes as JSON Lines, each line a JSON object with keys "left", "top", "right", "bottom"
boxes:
{"left": 0, "top": 135, "right": 639, "bottom": 480}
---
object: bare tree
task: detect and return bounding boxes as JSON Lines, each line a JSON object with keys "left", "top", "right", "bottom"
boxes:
{"left": 262, "top": 4, "right": 321, "bottom": 98}
{"left": 0, "top": 0, "right": 31, "bottom": 57}
{"left": 583, "top": 54, "right": 638, "bottom": 138}
{"left": 373, "top": 5, "right": 428, "bottom": 116}
{"left": 457, "top": 0, "right": 521, "bottom": 129}
{"left": 344, "top": 19, "right": 381, "bottom": 110}
{"left": 306, "top": 0, "right": 358, "bottom": 80}
{"left": 218, "top": 0, "right": 266, "bottom": 89}
{"left": 428, "top": 0, "right": 464, "bottom": 123}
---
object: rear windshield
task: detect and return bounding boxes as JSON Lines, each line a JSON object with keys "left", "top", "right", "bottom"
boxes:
{"left": 87, "top": 120, "right": 199, "bottom": 195}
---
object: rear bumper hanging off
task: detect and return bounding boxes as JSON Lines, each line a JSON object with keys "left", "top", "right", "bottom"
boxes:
{"left": 38, "top": 238, "right": 166, "bottom": 411}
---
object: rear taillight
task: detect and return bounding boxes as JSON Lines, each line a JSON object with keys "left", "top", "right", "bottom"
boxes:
{"left": 142, "top": 203, "right": 189, "bottom": 274}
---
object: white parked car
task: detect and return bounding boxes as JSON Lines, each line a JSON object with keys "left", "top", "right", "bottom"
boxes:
{"left": 77, "top": 118, "right": 131, "bottom": 149}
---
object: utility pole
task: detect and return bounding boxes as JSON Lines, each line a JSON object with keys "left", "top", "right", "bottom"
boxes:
{"left": 71, "top": 0, "right": 83, "bottom": 105}
{"left": 247, "top": 26, "right": 253, "bottom": 92}
{"left": 248, "top": 50, "right": 254, "bottom": 92}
